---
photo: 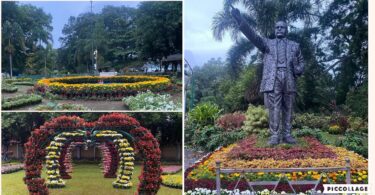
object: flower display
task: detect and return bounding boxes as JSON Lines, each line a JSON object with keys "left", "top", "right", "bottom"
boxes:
{"left": 24, "top": 113, "right": 162, "bottom": 194}
{"left": 45, "top": 131, "right": 86, "bottom": 188}
{"left": 37, "top": 75, "right": 170, "bottom": 99}
{"left": 113, "top": 138, "right": 135, "bottom": 189}
{"left": 161, "top": 175, "right": 182, "bottom": 189}
{"left": 185, "top": 136, "right": 368, "bottom": 193}
{"left": 184, "top": 188, "right": 322, "bottom": 195}
{"left": 227, "top": 136, "right": 337, "bottom": 160}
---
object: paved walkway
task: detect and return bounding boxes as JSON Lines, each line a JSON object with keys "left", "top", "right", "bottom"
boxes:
{"left": 184, "top": 147, "right": 207, "bottom": 170}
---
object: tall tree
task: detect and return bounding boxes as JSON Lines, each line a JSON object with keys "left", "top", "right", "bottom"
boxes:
{"left": 135, "top": 1, "right": 182, "bottom": 60}
{"left": 320, "top": 0, "right": 368, "bottom": 105}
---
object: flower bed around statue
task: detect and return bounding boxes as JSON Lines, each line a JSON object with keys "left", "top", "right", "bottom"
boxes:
{"left": 37, "top": 75, "right": 170, "bottom": 99}
{"left": 24, "top": 113, "right": 162, "bottom": 195}
{"left": 185, "top": 136, "right": 368, "bottom": 193}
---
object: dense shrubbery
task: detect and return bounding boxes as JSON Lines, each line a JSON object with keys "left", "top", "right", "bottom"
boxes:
{"left": 293, "top": 113, "right": 330, "bottom": 129}
{"left": 35, "top": 102, "right": 88, "bottom": 111}
{"left": 2, "top": 83, "right": 18, "bottom": 93}
{"left": 2, "top": 94, "right": 42, "bottom": 110}
{"left": 242, "top": 104, "right": 269, "bottom": 137}
{"left": 188, "top": 102, "right": 222, "bottom": 127}
{"left": 339, "top": 132, "right": 368, "bottom": 158}
{"left": 122, "top": 91, "right": 181, "bottom": 111}
{"left": 215, "top": 112, "right": 246, "bottom": 131}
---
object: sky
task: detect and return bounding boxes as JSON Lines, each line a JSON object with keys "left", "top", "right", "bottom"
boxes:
{"left": 19, "top": 1, "right": 140, "bottom": 49}
{"left": 184, "top": 0, "right": 234, "bottom": 67}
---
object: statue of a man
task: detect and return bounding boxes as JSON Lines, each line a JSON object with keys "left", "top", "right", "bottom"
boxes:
{"left": 231, "top": 8, "right": 304, "bottom": 145}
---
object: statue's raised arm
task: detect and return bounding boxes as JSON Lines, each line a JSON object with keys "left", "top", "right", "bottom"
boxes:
{"left": 231, "top": 7, "right": 268, "bottom": 53}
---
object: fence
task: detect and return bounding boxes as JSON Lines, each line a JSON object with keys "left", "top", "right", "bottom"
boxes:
{"left": 215, "top": 158, "right": 351, "bottom": 194}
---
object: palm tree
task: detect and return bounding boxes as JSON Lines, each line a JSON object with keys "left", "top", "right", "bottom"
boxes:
{"left": 3, "top": 21, "right": 25, "bottom": 78}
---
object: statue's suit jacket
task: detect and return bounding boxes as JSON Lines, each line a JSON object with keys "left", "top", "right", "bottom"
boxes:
{"left": 238, "top": 21, "right": 304, "bottom": 93}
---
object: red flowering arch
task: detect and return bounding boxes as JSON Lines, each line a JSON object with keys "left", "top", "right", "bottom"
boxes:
{"left": 24, "top": 113, "right": 162, "bottom": 195}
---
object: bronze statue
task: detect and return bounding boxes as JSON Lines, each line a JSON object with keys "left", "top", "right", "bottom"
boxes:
{"left": 231, "top": 7, "right": 304, "bottom": 145}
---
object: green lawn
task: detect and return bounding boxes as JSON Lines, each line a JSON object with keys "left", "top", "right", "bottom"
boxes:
{"left": 2, "top": 164, "right": 182, "bottom": 195}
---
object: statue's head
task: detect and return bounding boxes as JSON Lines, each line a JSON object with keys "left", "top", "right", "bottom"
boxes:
{"left": 275, "top": 21, "right": 288, "bottom": 38}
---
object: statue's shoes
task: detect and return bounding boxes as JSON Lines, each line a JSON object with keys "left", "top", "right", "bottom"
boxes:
{"left": 283, "top": 136, "right": 297, "bottom": 144}
{"left": 267, "top": 136, "right": 279, "bottom": 146}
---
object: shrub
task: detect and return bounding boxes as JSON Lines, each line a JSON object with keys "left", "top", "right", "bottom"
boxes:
{"left": 12, "top": 81, "right": 34, "bottom": 86}
{"left": 216, "top": 112, "right": 246, "bottom": 131}
{"left": 35, "top": 102, "right": 88, "bottom": 111}
{"left": 329, "top": 114, "right": 349, "bottom": 134}
{"left": 242, "top": 104, "right": 269, "bottom": 136}
{"left": 2, "top": 83, "right": 18, "bottom": 93}
{"left": 347, "top": 116, "right": 367, "bottom": 133}
{"left": 327, "top": 125, "right": 341, "bottom": 134}
{"left": 2, "top": 94, "right": 43, "bottom": 110}
{"left": 122, "top": 91, "right": 181, "bottom": 111}
{"left": 293, "top": 113, "right": 330, "bottom": 129}
{"left": 191, "top": 125, "right": 246, "bottom": 151}
{"left": 188, "top": 102, "right": 222, "bottom": 127}
{"left": 339, "top": 132, "right": 368, "bottom": 158}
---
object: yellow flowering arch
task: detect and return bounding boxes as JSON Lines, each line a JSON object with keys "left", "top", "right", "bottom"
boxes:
{"left": 37, "top": 75, "right": 170, "bottom": 98}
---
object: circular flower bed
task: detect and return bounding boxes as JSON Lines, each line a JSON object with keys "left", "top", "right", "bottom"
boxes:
{"left": 37, "top": 75, "right": 170, "bottom": 99}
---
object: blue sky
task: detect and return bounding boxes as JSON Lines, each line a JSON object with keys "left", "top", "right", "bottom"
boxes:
{"left": 19, "top": 1, "right": 140, "bottom": 48}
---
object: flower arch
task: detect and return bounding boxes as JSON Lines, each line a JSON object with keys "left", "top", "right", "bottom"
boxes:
{"left": 24, "top": 113, "right": 162, "bottom": 195}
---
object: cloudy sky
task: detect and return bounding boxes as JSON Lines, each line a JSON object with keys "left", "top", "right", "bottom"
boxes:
{"left": 184, "top": 0, "right": 234, "bottom": 67}
{"left": 20, "top": 1, "right": 140, "bottom": 49}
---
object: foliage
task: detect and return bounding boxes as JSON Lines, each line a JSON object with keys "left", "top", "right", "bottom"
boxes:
{"left": 320, "top": 0, "right": 368, "bottom": 105}
{"left": 347, "top": 116, "right": 367, "bottom": 133}
{"left": 190, "top": 125, "right": 246, "bottom": 152}
{"left": 188, "top": 102, "right": 222, "bottom": 127}
{"left": 2, "top": 2, "right": 53, "bottom": 76}
{"left": 293, "top": 113, "right": 330, "bottom": 130}
{"left": 339, "top": 132, "right": 368, "bottom": 158}
{"left": 162, "top": 174, "right": 182, "bottom": 189}
{"left": 58, "top": 2, "right": 181, "bottom": 73}
{"left": 215, "top": 112, "right": 245, "bottom": 131}
{"left": 2, "top": 94, "right": 42, "bottom": 110}
{"left": 346, "top": 84, "right": 368, "bottom": 118}
{"left": 123, "top": 91, "right": 181, "bottom": 111}
{"left": 242, "top": 104, "right": 268, "bottom": 136}
{"left": 135, "top": 1, "right": 182, "bottom": 60}
{"left": 35, "top": 102, "right": 88, "bottom": 111}
{"left": 2, "top": 83, "right": 18, "bottom": 93}
{"left": 12, "top": 81, "right": 34, "bottom": 86}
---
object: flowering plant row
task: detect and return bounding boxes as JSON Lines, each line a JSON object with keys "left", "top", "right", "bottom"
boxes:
{"left": 2, "top": 94, "right": 42, "bottom": 110}
{"left": 24, "top": 113, "right": 162, "bottom": 195}
{"left": 185, "top": 188, "right": 322, "bottom": 195}
{"left": 37, "top": 75, "right": 170, "bottom": 99}
{"left": 161, "top": 175, "right": 182, "bottom": 189}
{"left": 186, "top": 143, "right": 367, "bottom": 189}
{"left": 228, "top": 136, "right": 337, "bottom": 160}
{"left": 113, "top": 138, "right": 135, "bottom": 189}
{"left": 45, "top": 130, "right": 86, "bottom": 188}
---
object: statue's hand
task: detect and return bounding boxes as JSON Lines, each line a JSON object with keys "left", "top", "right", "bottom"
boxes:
{"left": 231, "top": 7, "right": 242, "bottom": 23}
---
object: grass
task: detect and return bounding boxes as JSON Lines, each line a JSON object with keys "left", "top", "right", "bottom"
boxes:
{"left": 2, "top": 164, "right": 182, "bottom": 195}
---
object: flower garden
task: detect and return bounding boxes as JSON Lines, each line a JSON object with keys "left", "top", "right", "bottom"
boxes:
{"left": 1, "top": 75, "right": 182, "bottom": 111}
{"left": 185, "top": 103, "right": 368, "bottom": 194}
{"left": 36, "top": 75, "right": 171, "bottom": 99}
{"left": 23, "top": 113, "right": 165, "bottom": 194}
